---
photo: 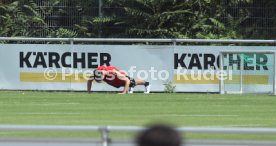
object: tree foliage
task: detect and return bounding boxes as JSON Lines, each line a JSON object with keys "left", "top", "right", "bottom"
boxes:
{"left": 0, "top": 0, "right": 48, "bottom": 37}
{"left": 0, "top": 0, "right": 275, "bottom": 39}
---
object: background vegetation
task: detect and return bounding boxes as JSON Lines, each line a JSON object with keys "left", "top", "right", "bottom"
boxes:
{"left": 0, "top": 0, "right": 275, "bottom": 39}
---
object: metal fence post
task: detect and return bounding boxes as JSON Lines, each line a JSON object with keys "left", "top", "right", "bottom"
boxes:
{"left": 69, "top": 38, "right": 74, "bottom": 91}
{"left": 172, "top": 39, "right": 177, "bottom": 46}
{"left": 219, "top": 52, "right": 225, "bottom": 94}
{"left": 274, "top": 51, "right": 276, "bottom": 95}
{"left": 98, "top": 0, "right": 103, "bottom": 38}
{"left": 99, "top": 126, "right": 109, "bottom": 146}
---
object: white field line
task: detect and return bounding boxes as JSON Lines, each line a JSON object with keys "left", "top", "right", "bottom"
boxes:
{"left": 15, "top": 113, "right": 240, "bottom": 117}
{"left": 116, "top": 114, "right": 240, "bottom": 117}
{"left": 16, "top": 112, "right": 85, "bottom": 115}
{"left": 30, "top": 103, "right": 80, "bottom": 106}
{"left": 1, "top": 103, "right": 80, "bottom": 106}
{"left": 166, "top": 114, "right": 239, "bottom": 117}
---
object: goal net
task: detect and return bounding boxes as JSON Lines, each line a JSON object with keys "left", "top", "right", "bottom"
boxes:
{"left": 219, "top": 50, "right": 276, "bottom": 95}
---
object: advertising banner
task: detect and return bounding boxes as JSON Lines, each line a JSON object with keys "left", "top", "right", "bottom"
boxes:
{"left": 0, "top": 44, "right": 173, "bottom": 92}
{"left": 0, "top": 44, "right": 274, "bottom": 92}
{"left": 174, "top": 46, "right": 275, "bottom": 92}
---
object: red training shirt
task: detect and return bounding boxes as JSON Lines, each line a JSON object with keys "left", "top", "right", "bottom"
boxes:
{"left": 96, "top": 65, "right": 126, "bottom": 88}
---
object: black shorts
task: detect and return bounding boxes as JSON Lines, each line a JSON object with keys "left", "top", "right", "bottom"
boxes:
{"left": 127, "top": 76, "right": 136, "bottom": 88}
{"left": 108, "top": 76, "right": 136, "bottom": 88}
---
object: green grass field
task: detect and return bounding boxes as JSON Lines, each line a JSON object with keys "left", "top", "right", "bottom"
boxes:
{"left": 0, "top": 91, "right": 276, "bottom": 140}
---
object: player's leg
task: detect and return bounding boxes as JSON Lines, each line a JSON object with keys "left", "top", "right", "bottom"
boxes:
{"left": 127, "top": 77, "right": 136, "bottom": 94}
{"left": 135, "top": 79, "right": 147, "bottom": 85}
{"left": 135, "top": 79, "right": 151, "bottom": 94}
{"left": 126, "top": 76, "right": 151, "bottom": 93}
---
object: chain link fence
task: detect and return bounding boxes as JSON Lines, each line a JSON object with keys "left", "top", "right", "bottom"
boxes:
{"left": 1, "top": 0, "right": 275, "bottom": 38}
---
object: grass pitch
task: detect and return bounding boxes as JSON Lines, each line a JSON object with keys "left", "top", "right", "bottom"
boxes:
{"left": 0, "top": 91, "right": 276, "bottom": 140}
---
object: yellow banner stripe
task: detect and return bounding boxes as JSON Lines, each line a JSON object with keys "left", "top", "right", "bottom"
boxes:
{"left": 174, "top": 74, "right": 269, "bottom": 85}
{"left": 20, "top": 72, "right": 90, "bottom": 83}
{"left": 20, "top": 72, "right": 269, "bottom": 85}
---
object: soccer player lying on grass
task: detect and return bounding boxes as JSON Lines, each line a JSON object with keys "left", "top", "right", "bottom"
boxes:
{"left": 87, "top": 65, "right": 151, "bottom": 94}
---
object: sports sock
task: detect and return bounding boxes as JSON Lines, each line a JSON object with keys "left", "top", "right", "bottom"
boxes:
{"left": 144, "top": 82, "right": 149, "bottom": 86}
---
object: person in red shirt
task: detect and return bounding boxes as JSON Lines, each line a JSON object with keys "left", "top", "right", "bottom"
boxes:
{"left": 87, "top": 65, "right": 151, "bottom": 94}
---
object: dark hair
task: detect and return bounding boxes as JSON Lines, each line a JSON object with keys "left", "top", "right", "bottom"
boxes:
{"left": 136, "top": 124, "right": 182, "bottom": 146}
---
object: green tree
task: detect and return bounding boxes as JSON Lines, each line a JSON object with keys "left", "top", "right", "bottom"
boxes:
{"left": 1, "top": 0, "right": 275, "bottom": 39}
{"left": 89, "top": 0, "right": 244, "bottom": 39}
{"left": 95, "top": 0, "right": 192, "bottom": 38}
{"left": 73, "top": 0, "right": 98, "bottom": 37}
{"left": 238, "top": 0, "right": 276, "bottom": 39}
{"left": 0, "top": 0, "right": 48, "bottom": 37}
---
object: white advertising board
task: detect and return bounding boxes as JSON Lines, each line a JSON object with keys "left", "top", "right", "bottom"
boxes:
{"left": 0, "top": 44, "right": 173, "bottom": 92}
{"left": 0, "top": 44, "right": 274, "bottom": 92}
{"left": 174, "top": 46, "right": 275, "bottom": 92}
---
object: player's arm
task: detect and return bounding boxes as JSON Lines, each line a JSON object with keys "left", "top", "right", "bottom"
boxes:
{"left": 120, "top": 75, "right": 130, "bottom": 94}
{"left": 87, "top": 76, "right": 94, "bottom": 93}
